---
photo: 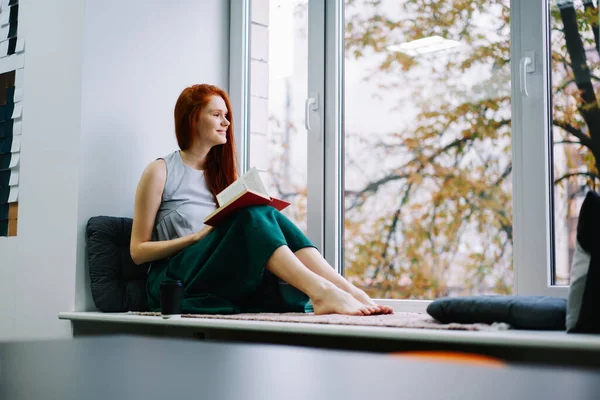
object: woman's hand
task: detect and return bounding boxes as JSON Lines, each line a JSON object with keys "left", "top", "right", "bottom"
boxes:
{"left": 194, "top": 225, "right": 214, "bottom": 242}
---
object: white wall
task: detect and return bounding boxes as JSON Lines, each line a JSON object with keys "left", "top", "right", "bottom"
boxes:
{"left": 0, "top": 0, "right": 85, "bottom": 340}
{"left": 75, "top": 0, "right": 230, "bottom": 312}
{"left": 0, "top": 0, "right": 230, "bottom": 341}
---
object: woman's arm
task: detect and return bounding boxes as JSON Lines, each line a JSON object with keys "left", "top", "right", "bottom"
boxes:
{"left": 130, "top": 160, "right": 213, "bottom": 265}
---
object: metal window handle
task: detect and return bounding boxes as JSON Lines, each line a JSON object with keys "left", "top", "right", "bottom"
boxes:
{"left": 520, "top": 52, "right": 535, "bottom": 97}
{"left": 304, "top": 93, "right": 319, "bottom": 132}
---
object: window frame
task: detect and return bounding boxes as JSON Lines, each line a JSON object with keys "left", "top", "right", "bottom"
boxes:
{"left": 511, "top": 0, "right": 568, "bottom": 298}
{"left": 306, "top": 0, "right": 327, "bottom": 253}
{"left": 329, "top": 0, "right": 568, "bottom": 305}
{"left": 323, "top": 0, "right": 344, "bottom": 272}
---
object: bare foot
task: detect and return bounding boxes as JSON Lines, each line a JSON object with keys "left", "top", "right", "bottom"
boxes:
{"left": 348, "top": 287, "right": 394, "bottom": 315}
{"left": 311, "top": 283, "right": 378, "bottom": 316}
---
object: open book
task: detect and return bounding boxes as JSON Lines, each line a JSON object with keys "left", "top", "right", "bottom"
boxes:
{"left": 203, "top": 167, "right": 290, "bottom": 226}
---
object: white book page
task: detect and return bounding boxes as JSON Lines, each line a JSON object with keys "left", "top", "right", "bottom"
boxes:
{"left": 216, "top": 167, "right": 270, "bottom": 206}
{"left": 243, "top": 167, "right": 269, "bottom": 197}
{"left": 216, "top": 179, "right": 247, "bottom": 207}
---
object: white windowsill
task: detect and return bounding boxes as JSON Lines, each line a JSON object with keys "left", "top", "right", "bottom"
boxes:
{"left": 376, "top": 299, "right": 430, "bottom": 313}
{"left": 58, "top": 311, "right": 600, "bottom": 352}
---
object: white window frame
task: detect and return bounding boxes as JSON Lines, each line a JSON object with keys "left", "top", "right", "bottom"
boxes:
{"left": 323, "top": 0, "right": 344, "bottom": 274}
{"left": 511, "top": 0, "right": 568, "bottom": 298}
{"left": 306, "top": 0, "right": 327, "bottom": 252}
{"left": 229, "top": 0, "right": 251, "bottom": 174}
{"left": 238, "top": 0, "right": 327, "bottom": 250}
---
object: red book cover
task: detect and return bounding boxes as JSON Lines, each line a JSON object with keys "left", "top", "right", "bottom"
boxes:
{"left": 204, "top": 190, "right": 291, "bottom": 227}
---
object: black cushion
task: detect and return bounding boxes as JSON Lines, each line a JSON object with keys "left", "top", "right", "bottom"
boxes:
{"left": 567, "top": 191, "right": 600, "bottom": 333}
{"left": 427, "top": 295, "right": 567, "bottom": 330}
{"left": 87, "top": 216, "right": 149, "bottom": 312}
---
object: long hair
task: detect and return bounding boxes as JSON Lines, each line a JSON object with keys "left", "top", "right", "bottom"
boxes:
{"left": 174, "top": 84, "right": 238, "bottom": 199}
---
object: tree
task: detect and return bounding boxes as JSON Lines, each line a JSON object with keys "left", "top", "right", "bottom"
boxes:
{"left": 553, "top": 1, "right": 600, "bottom": 186}
{"left": 341, "top": 0, "right": 599, "bottom": 299}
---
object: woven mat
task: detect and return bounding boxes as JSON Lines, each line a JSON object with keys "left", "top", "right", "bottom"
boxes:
{"left": 127, "top": 311, "right": 510, "bottom": 331}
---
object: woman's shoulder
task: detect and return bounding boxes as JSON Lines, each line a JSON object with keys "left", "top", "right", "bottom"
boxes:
{"left": 144, "top": 151, "right": 179, "bottom": 178}
{"left": 139, "top": 159, "right": 167, "bottom": 188}
{"left": 156, "top": 150, "right": 179, "bottom": 163}
{"left": 146, "top": 158, "right": 167, "bottom": 174}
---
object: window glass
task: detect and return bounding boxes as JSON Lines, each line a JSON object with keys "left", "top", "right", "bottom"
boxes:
{"left": 248, "top": 0, "right": 309, "bottom": 233}
{"left": 343, "top": 0, "right": 513, "bottom": 298}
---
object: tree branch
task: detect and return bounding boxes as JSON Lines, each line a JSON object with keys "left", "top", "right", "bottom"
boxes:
{"left": 558, "top": 3, "right": 600, "bottom": 161}
{"left": 553, "top": 119, "right": 594, "bottom": 148}
{"left": 355, "top": 134, "right": 474, "bottom": 199}
{"left": 370, "top": 182, "right": 413, "bottom": 283}
{"left": 554, "top": 140, "right": 584, "bottom": 145}
{"left": 554, "top": 171, "right": 600, "bottom": 185}
{"left": 555, "top": 75, "right": 600, "bottom": 93}
{"left": 495, "top": 162, "right": 512, "bottom": 187}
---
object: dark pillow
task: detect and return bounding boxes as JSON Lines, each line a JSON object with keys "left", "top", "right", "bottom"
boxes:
{"left": 567, "top": 191, "right": 600, "bottom": 333}
{"left": 87, "top": 216, "right": 149, "bottom": 312}
{"left": 427, "top": 295, "right": 567, "bottom": 330}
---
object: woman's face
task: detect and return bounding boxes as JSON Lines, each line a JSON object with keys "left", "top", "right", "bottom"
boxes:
{"left": 195, "top": 95, "right": 230, "bottom": 147}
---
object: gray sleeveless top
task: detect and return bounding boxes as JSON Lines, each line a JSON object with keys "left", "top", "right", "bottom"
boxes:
{"left": 153, "top": 151, "right": 217, "bottom": 241}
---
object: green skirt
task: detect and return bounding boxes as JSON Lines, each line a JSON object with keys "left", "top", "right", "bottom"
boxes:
{"left": 146, "top": 205, "right": 316, "bottom": 314}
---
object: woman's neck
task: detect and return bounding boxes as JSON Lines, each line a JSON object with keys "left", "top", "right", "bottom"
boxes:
{"left": 179, "top": 146, "right": 211, "bottom": 170}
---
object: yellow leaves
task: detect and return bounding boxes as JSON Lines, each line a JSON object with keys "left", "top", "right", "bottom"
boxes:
{"left": 481, "top": 99, "right": 501, "bottom": 112}
{"left": 345, "top": 153, "right": 514, "bottom": 296}
{"left": 458, "top": 41, "right": 509, "bottom": 73}
{"left": 406, "top": 173, "right": 424, "bottom": 185}
{"left": 390, "top": 51, "right": 418, "bottom": 72}
{"left": 402, "top": 137, "right": 421, "bottom": 151}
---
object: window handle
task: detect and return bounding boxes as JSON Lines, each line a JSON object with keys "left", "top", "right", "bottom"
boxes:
{"left": 304, "top": 93, "right": 319, "bottom": 133}
{"left": 520, "top": 52, "right": 535, "bottom": 97}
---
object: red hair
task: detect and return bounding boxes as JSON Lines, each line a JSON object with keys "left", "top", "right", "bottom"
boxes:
{"left": 174, "top": 84, "right": 238, "bottom": 199}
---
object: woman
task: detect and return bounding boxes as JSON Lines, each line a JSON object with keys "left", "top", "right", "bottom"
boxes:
{"left": 131, "top": 84, "right": 393, "bottom": 316}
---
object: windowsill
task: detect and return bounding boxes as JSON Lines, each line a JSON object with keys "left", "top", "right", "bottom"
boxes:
{"left": 58, "top": 311, "right": 600, "bottom": 352}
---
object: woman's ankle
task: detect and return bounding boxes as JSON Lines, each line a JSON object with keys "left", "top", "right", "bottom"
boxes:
{"left": 306, "top": 279, "right": 336, "bottom": 301}
{"left": 333, "top": 278, "right": 360, "bottom": 295}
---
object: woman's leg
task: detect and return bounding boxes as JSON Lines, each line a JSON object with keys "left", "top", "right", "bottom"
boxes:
{"left": 264, "top": 207, "right": 390, "bottom": 315}
{"left": 265, "top": 245, "right": 381, "bottom": 316}
{"left": 294, "top": 247, "right": 394, "bottom": 314}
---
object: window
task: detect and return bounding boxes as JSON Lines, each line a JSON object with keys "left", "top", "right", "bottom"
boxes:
{"left": 244, "top": 0, "right": 577, "bottom": 304}
{"left": 248, "top": 0, "right": 323, "bottom": 238}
